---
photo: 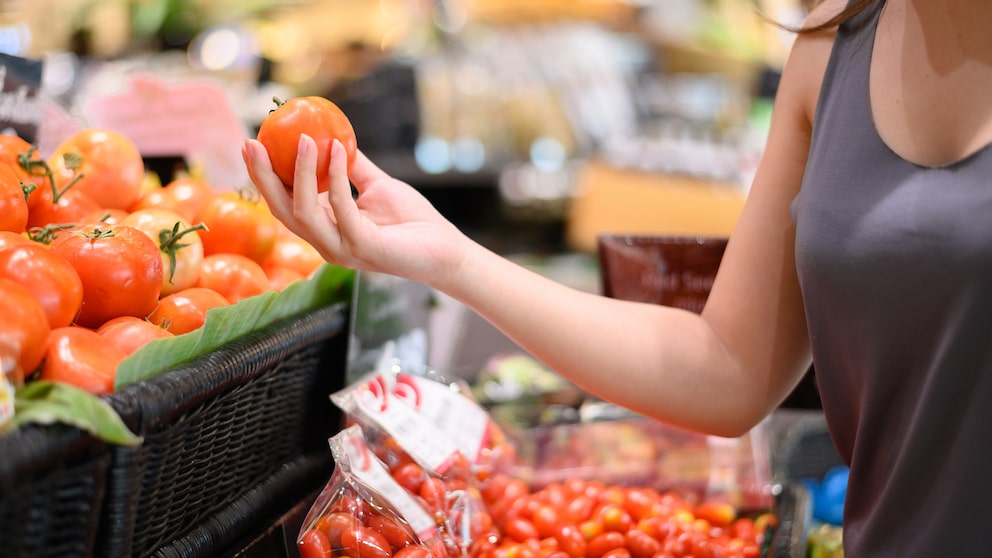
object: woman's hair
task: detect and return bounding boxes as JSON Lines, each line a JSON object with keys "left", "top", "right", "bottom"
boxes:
{"left": 797, "top": 0, "right": 878, "bottom": 33}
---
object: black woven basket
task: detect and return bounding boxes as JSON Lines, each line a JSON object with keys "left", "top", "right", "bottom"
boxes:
{"left": 99, "top": 302, "right": 349, "bottom": 557}
{"left": 0, "top": 424, "right": 110, "bottom": 558}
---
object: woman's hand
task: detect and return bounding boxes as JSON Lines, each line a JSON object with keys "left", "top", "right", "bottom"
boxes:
{"left": 242, "top": 134, "right": 469, "bottom": 286}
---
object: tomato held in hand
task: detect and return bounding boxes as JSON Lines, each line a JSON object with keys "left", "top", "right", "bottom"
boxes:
{"left": 256, "top": 96, "right": 358, "bottom": 193}
{"left": 49, "top": 224, "right": 164, "bottom": 328}
{"left": 40, "top": 326, "right": 127, "bottom": 394}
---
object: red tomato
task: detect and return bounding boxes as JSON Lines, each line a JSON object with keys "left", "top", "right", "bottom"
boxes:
{"left": 585, "top": 532, "right": 626, "bottom": 558}
{"left": 553, "top": 523, "right": 587, "bottom": 558}
{"left": 0, "top": 278, "right": 50, "bottom": 374}
{"left": 130, "top": 176, "right": 214, "bottom": 224}
{"left": 532, "top": 506, "right": 562, "bottom": 539}
{"left": 0, "top": 231, "right": 32, "bottom": 251}
{"left": 393, "top": 546, "right": 430, "bottom": 558}
{"left": 503, "top": 517, "right": 540, "bottom": 544}
{"left": 49, "top": 224, "right": 164, "bottom": 328}
{"left": 263, "top": 232, "right": 325, "bottom": 277}
{"left": 256, "top": 96, "right": 358, "bottom": 193}
{"left": 600, "top": 548, "right": 631, "bottom": 558}
{"left": 40, "top": 326, "right": 127, "bottom": 394}
{"left": 97, "top": 316, "right": 174, "bottom": 355}
{"left": 391, "top": 462, "right": 426, "bottom": 495}
{"left": 299, "top": 528, "right": 333, "bottom": 558}
{"left": 623, "top": 529, "right": 662, "bottom": 558}
{"left": 315, "top": 511, "right": 359, "bottom": 548}
{"left": 693, "top": 502, "right": 736, "bottom": 529}
{"left": 0, "top": 134, "right": 50, "bottom": 211}
{"left": 0, "top": 243, "right": 83, "bottom": 328}
{"left": 120, "top": 207, "right": 205, "bottom": 296}
{"left": 597, "top": 505, "right": 634, "bottom": 534}
{"left": 26, "top": 187, "right": 102, "bottom": 230}
{"left": 367, "top": 513, "right": 415, "bottom": 549}
{"left": 196, "top": 253, "right": 270, "bottom": 304}
{"left": 47, "top": 128, "right": 145, "bottom": 210}
{"left": 340, "top": 525, "right": 392, "bottom": 558}
{"left": 418, "top": 477, "right": 449, "bottom": 515}
{"left": 196, "top": 190, "right": 278, "bottom": 263}
{"left": 0, "top": 162, "right": 27, "bottom": 232}
{"left": 147, "top": 287, "right": 229, "bottom": 335}
{"left": 265, "top": 265, "right": 305, "bottom": 291}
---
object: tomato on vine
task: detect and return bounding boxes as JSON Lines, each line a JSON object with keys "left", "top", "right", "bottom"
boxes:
{"left": 120, "top": 207, "right": 206, "bottom": 296}
{"left": 256, "top": 96, "right": 358, "bottom": 194}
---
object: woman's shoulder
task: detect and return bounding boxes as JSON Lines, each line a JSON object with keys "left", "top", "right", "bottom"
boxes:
{"left": 779, "top": 0, "right": 848, "bottom": 125}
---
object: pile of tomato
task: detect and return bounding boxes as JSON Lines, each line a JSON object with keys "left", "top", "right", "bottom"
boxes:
{"left": 0, "top": 128, "right": 326, "bottom": 395}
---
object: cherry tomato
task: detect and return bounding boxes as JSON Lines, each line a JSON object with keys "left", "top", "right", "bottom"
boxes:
{"left": 597, "top": 505, "right": 634, "bottom": 533}
{"left": 40, "top": 326, "right": 127, "bottom": 394}
{"left": 585, "top": 532, "right": 626, "bottom": 558}
{"left": 391, "top": 462, "right": 426, "bottom": 495}
{"left": 532, "top": 506, "right": 561, "bottom": 539}
{"left": 562, "top": 495, "right": 596, "bottom": 524}
{"left": 299, "top": 528, "right": 333, "bottom": 558}
{"left": 367, "top": 513, "right": 416, "bottom": 549}
{"left": 0, "top": 278, "right": 50, "bottom": 374}
{"left": 49, "top": 223, "right": 164, "bottom": 328}
{"left": 147, "top": 287, "right": 229, "bottom": 335}
{"left": 503, "top": 517, "right": 540, "bottom": 543}
{"left": 624, "top": 529, "right": 662, "bottom": 558}
{"left": 120, "top": 207, "right": 205, "bottom": 296}
{"left": 96, "top": 316, "right": 174, "bottom": 355}
{"left": 553, "top": 523, "right": 587, "bottom": 558}
{"left": 47, "top": 128, "right": 145, "bottom": 210}
{"left": 418, "top": 477, "right": 449, "bottom": 515}
{"left": 256, "top": 96, "right": 358, "bottom": 193}
{"left": 693, "top": 502, "right": 736, "bottom": 529}
{"left": 340, "top": 525, "right": 393, "bottom": 558}
{"left": 601, "top": 548, "right": 631, "bottom": 558}
{"left": 196, "top": 190, "right": 278, "bottom": 263}
{"left": 196, "top": 253, "right": 270, "bottom": 304}
{"left": 393, "top": 546, "right": 430, "bottom": 558}
{"left": 0, "top": 162, "right": 27, "bottom": 232}
{"left": 315, "top": 511, "right": 359, "bottom": 548}
{"left": 0, "top": 243, "right": 83, "bottom": 328}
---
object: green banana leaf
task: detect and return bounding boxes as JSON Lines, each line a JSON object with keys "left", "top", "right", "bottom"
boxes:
{"left": 114, "top": 263, "right": 354, "bottom": 389}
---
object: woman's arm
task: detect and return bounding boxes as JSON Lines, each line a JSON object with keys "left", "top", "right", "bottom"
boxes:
{"left": 243, "top": 5, "right": 840, "bottom": 437}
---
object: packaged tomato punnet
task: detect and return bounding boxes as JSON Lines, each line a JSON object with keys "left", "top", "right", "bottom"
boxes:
{"left": 331, "top": 346, "right": 499, "bottom": 557}
{"left": 298, "top": 424, "right": 446, "bottom": 558}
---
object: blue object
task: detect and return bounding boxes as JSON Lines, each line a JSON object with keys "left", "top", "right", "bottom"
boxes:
{"left": 802, "top": 465, "right": 848, "bottom": 525}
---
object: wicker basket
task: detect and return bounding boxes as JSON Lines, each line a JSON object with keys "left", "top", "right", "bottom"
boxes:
{"left": 99, "top": 302, "right": 349, "bottom": 557}
{"left": 0, "top": 424, "right": 110, "bottom": 558}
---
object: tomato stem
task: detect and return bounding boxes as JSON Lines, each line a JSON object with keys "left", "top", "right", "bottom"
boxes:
{"left": 18, "top": 180, "right": 35, "bottom": 203}
{"left": 27, "top": 223, "right": 77, "bottom": 245}
{"left": 158, "top": 221, "right": 209, "bottom": 284}
{"left": 269, "top": 96, "right": 286, "bottom": 114}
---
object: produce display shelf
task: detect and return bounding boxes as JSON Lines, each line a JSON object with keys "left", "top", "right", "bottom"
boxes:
{"left": 98, "top": 301, "right": 350, "bottom": 557}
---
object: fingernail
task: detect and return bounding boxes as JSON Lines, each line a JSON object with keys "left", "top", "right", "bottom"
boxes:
{"left": 298, "top": 134, "right": 311, "bottom": 156}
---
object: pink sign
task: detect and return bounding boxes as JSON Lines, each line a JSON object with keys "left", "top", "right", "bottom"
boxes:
{"left": 85, "top": 74, "right": 249, "bottom": 191}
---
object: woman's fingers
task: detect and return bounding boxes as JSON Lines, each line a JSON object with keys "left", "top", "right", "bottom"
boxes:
{"left": 243, "top": 139, "right": 293, "bottom": 221}
{"left": 349, "top": 148, "right": 390, "bottom": 193}
{"left": 326, "top": 139, "right": 364, "bottom": 244}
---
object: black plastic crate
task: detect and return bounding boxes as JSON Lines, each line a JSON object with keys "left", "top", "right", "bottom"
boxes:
{"left": 99, "top": 302, "right": 349, "bottom": 557}
{"left": 0, "top": 424, "right": 110, "bottom": 558}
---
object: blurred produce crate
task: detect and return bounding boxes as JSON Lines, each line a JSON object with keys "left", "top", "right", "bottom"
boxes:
{"left": 0, "top": 425, "right": 109, "bottom": 558}
{"left": 99, "top": 302, "right": 349, "bottom": 557}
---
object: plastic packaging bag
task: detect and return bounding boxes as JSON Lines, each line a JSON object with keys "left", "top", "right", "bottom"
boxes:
{"left": 298, "top": 424, "right": 446, "bottom": 558}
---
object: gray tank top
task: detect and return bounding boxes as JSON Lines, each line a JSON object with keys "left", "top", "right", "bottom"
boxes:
{"left": 792, "top": 1, "right": 992, "bottom": 555}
